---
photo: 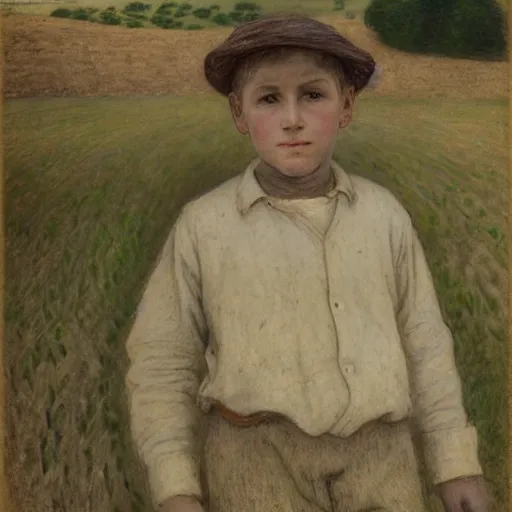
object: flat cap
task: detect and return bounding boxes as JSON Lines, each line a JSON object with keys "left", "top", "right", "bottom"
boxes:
{"left": 204, "top": 14, "right": 377, "bottom": 96}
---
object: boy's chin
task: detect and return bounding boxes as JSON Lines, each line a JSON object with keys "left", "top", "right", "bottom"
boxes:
{"left": 269, "top": 158, "right": 321, "bottom": 178}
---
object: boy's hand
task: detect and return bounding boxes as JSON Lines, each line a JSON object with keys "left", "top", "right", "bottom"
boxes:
{"left": 159, "top": 495, "right": 205, "bottom": 512}
{"left": 436, "top": 475, "right": 490, "bottom": 512}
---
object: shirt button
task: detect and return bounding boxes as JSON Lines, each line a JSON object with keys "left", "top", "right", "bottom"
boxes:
{"left": 343, "top": 364, "right": 355, "bottom": 375}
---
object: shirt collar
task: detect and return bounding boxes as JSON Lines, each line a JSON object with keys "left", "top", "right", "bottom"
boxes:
{"left": 236, "top": 158, "right": 356, "bottom": 215}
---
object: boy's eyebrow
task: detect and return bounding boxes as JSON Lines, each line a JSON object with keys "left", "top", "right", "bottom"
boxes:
{"left": 300, "top": 78, "right": 330, "bottom": 87}
{"left": 253, "top": 78, "right": 330, "bottom": 93}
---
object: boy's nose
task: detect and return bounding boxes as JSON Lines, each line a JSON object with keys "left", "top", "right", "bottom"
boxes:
{"left": 280, "top": 101, "right": 304, "bottom": 131}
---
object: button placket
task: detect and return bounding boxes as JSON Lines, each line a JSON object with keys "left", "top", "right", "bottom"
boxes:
{"left": 324, "top": 223, "right": 356, "bottom": 397}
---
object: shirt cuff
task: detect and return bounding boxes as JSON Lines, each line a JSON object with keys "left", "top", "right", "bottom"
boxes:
{"left": 147, "top": 454, "right": 203, "bottom": 508}
{"left": 422, "top": 425, "right": 483, "bottom": 485}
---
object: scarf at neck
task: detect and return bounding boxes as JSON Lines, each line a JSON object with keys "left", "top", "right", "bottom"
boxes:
{"left": 254, "top": 160, "right": 335, "bottom": 199}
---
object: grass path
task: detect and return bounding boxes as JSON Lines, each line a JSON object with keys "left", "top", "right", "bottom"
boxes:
{"left": 4, "top": 94, "right": 508, "bottom": 511}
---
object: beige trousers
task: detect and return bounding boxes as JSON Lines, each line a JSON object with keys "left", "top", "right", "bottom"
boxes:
{"left": 202, "top": 413, "right": 427, "bottom": 512}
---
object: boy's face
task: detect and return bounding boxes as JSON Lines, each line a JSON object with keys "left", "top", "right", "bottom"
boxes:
{"left": 230, "top": 52, "right": 355, "bottom": 178}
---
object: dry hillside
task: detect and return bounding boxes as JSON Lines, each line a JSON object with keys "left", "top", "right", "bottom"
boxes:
{"left": 4, "top": 13, "right": 508, "bottom": 99}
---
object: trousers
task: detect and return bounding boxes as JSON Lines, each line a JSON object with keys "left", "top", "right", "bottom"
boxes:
{"left": 202, "top": 412, "right": 427, "bottom": 512}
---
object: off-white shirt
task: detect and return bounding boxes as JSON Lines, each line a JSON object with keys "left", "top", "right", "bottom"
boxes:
{"left": 125, "top": 159, "right": 482, "bottom": 506}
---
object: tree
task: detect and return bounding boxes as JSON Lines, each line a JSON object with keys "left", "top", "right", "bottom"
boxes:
{"left": 364, "top": 0, "right": 507, "bottom": 60}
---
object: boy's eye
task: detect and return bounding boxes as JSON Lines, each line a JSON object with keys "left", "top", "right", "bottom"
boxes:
{"left": 258, "top": 92, "right": 323, "bottom": 103}
{"left": 260, "top": 94, "right": 278, "bottom": 104}
{"left": 306, "top": 91, "right": 323, "bottom": 100}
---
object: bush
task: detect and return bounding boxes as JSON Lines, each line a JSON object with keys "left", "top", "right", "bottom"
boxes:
{"left": 124, "top": 1, "right": 151, "bottom": 12}
{"left": 210, "top": 3, "right": 220, "bottom": 10}
{"left": 228, "top": 10, "right": 244, "bottom": 22}
{"left": 366, "top": 0, "right": 424, "bottom": 52}
{"left": 151, "top": 13, "right": 172, "bottom": 26}
{"left": 228, "top": 10, "right": 260, "bottom": 23}
{"left": 242, "top": 11, "right": 260, "bottom": 21}
{"left": 447, "top": 0, "right": 507, "bottom": 59}
{"left": 364, "top": 0, "right": 507, "bottom": 60}
{"left": 174, "top": 2, "right": 192, "bottom": 17}
{"left": 100, "top": 9, "right": 122, "bottom": 24}
{"left": 126, "top": 19, "right": 144, "bottom": 27}
{"left": 185, "top": 23, "right": 203, "bottom": 29}
{"left": 156, "top": 1, "right": 176, "bottom": 13}
{"left": 212, "top": 12, "right": 232, "bottom": 25}
{"left": 50, "top": 7, "right": 72, "bottom": 17}
{"left": 333, "top": 0, "right": 345, "bottom": 11}
{"left": 234, "top": 1, "right": 261, "bottom": 11}
{"left": 70, "top": 8, "right": 91, "bottom": 20}
{"left": 151, "top": 14, "right": 184, "bottom": 27}
{"left": 192, "top": 7, "right": 211, "bottom": 18}
{"left": 126, "top": 12, "right": 147, "bottom": 18}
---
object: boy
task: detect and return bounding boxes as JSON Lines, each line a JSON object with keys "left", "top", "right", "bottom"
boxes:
{"left": 125, "top": 14, "right": 490, "bottom": 512}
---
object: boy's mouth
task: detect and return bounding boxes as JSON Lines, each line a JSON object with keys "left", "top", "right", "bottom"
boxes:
{"left": 278, "top": 141, "right": 311, "bottom": 148}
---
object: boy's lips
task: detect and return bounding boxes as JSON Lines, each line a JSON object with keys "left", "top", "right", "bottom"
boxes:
{"left": 278, "top": 141, "right": 311, "bottom": 148}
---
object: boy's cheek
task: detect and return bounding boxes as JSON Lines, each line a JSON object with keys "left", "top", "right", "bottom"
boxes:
{"left": 309, "top": 111, "right": 343, "bottom": 136}
{"left": 249, "top": 115, "right": 275, "bottom": 146}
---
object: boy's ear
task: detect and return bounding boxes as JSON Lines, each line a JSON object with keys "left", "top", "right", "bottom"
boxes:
{"left": 339, "top": 86, "right": 355, "bottom": 130}
{"left": 229, "top": 92, "right": 249, "bottom": 135}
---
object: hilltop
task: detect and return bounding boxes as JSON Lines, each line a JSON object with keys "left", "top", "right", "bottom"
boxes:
{"left": 4, "top": 13, "right": 508, "bottom": 99}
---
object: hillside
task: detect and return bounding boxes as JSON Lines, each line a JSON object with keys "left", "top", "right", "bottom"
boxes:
{"left": 4, "top": 13, "right": 508, "bottom": 99}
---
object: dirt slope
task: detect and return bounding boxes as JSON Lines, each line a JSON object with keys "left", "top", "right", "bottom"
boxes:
{"left": 4, "top": 14, "right": 508, "bottom": 99}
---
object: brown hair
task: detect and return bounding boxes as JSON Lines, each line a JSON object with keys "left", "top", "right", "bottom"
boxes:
{"left": 204, "top": 13, "right": 376, "bottom": 97}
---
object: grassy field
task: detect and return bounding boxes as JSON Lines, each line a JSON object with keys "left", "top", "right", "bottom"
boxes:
{"left": 4, "top": 93, "right": 507, "bottom": 512}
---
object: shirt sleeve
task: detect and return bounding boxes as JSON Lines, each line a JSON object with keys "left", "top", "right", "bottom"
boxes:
{"left": 125, "top": 206, "right": 207, "bottom": 507}
{"left": 394, "top": 212, "right": 483, "bottom": 486}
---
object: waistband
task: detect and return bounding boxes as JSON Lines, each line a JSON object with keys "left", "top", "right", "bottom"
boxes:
{"left": 211, "top": 401, "right": 283, "bottom": 428}
{"left": 210, "top": 402, "right": 411, "bottom": 436}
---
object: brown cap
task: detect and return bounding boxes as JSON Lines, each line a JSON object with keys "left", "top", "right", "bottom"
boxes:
{"left": 204, "top": 14, "right": 377, "bottom": 96}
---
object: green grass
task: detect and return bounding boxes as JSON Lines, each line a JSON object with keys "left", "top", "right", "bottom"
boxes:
{"left": 4, "top": 94, "right": 507, "bottom": 511}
